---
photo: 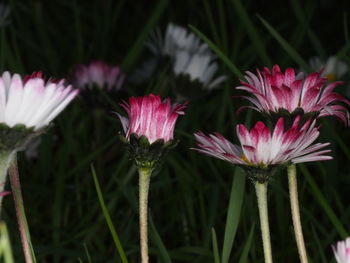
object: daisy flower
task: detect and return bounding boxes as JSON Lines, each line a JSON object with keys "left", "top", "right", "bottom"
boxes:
{"left": 72, "top": 60, "right": 125, "bottom": 91}
{"left": 0, "top": 71, "right": 78, "bottom": 131}
{"left": 118, "top": 94, "right": 186, "bottom": 144}
{"left": 173, "top": 50, "right": 226, "bottom": 90}
{"left": 333, "top": 237, "right": 350, "bottom": 263}
{"left": 136, "top": 23, "right": 226, "bottom": 93}
{"left": 194, "top": 116, "right": 331, "bottom": 182}
{"left": 147, "top": 23, "right": 211, "bottom": 57}
{"left": 0, "top": 70, "right": 78, "bottom": 211}
{"left": 236, "top": 64, "right": 349, "bottom": 125}
{"left": 117, "top": 94, "right": 187, "bottom": 169}
{"left": 309, "top": 56, "right": 347, "bottom": 82}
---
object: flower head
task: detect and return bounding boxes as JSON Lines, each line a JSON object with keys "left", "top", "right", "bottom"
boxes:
{"left": 0, "top": 71, "right": 78, "bottom": 151}
{"left": 137, "top": 23, "right": 226, "bottom": 94}
{"left": 0, "top": 71, "right": 78, "bottom": 131}
{"left": 194, "top": 116, "right": 331, "bottom": 182}
{"left": 310, "top": 56, "right": 348, "bottom": 82}
{"left": 236, "top": 64, "right": 350, "bottom": 125}
{"left": 333, "top": 237, "right": 350, "bottom": 263}
{"left": 72, "top": 60, "right": 125, "bottom": 90}
{"left": 147, "top": 23, "right": 211, "bottom": 57}
{"left": 117, "top": 94, "right": 187, "bottom": 169}
{"left": 118, "top": 94, "right": 186, "bottom": 144}
{"left": 173, "top": 50, "right": 226, "bottom": 90}
{"left": 0, "top": 3, "right": 11, "bottom": 27}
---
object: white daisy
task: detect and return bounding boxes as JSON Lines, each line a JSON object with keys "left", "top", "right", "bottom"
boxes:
{"left": 173, "top": 50, "right": 226, "bottom": 89}
{"left": 0, "top": 71, "right": 78, "bottom": 130}
{"left": 309, "top": 56, "right": 348, "bottom": 81}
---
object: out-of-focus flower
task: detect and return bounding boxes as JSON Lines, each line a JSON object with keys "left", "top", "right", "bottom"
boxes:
{"left": 236, "top": 64, "right": 350, "bottom": 125}
{"left": 72, "top": 60, "right": 125, "bottom": 91}
{"left": 0, "top": 71, "right": 78, "bottom": 132}
{"left": 132, "top": 23, "right": 227, "bottom": 92}
{"left": 163, "top": 23, "right": 211, "bottom": 55}
{"left": 173, "top": 50, "right": 226, "bottom": 90}
{"left": 309, "top": 56, "right": 348, "bottom": 82}
{"left": 333, "top": 237, "right": 350, "bottom": 263}
{"left": 117, "top": 94, "right": 187, "bottom": 169}
{"left": 147, "top": 23, "right": 211, "bottom": 57}
{"left": 194, "top": 116, "right": 331, "bottom": 182}
{"left": 0, "top": 3, "right": 11, "bottom": 27}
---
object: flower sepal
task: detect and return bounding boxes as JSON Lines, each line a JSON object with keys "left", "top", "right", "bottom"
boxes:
{"left": 244, "top": 164, "right": 285, "bottom": 184}
{"left": 171, "top": 73, "right": 205, "bottom": 100}
{"left": 122, "top": 133, "right": 178, "bottom": 169}
{"left": 0, "top": 123, "right": 46, "bottom": 151}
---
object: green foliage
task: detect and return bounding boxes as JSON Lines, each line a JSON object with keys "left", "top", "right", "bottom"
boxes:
{"left": 0, "top": 0, "right": 349, "bottom": 262}
{"left": 0, "top": 222, "right": 14, "bottom": 263}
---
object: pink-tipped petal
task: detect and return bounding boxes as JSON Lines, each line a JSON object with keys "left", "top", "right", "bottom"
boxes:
{"left": 0, "top": 71, "right": 78, "bottom": 130}
{"left": 195, "top": 117, "right": 331, "bottom": 168}
{"left": 235, "top": 64, "right": 350, "bottom": 125}
{"left": 117, "top": 94, "right": 187, "bottom": 143}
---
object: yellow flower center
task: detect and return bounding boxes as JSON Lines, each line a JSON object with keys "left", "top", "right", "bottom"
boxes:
{"left": 241, "top": 154, "right": 269, "bottom": 168}
{"left": 241, "top": 154, "right": 252, "bottom": 165}
{"left": 325, "top": 73, "right": 336, "bottom": 82}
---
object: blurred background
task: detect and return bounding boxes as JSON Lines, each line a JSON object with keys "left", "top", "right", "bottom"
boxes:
{"left": 0, "top": 0, "right": 349, "bottom": 262}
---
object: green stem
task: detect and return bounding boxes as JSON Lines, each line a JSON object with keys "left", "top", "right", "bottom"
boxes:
{"left": 0, "top": 151, "right": 15, "bottom": 214}
{"left": 254, "top": 182, "right": 273, "bottom": 263}
{"left": 9, "top": 156, "right": 34, "bottom": 263}
{"left": 0, "top": 222, "right": 15, "bottom": 263}
{"left": 138, "top": 167, "right": 153, "bottom": 263}
{"left": 288, "top": 164, "right": 308, "bottom": 263}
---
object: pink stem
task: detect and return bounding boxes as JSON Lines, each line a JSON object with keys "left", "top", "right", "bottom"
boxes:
{"left": 9, "top": 156, "right": 33, "bottom": 263}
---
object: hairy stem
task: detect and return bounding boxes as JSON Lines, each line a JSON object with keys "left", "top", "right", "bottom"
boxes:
{"left": 9, "top": 156, "right": 33, "bottom": 263}
{"left": 255, "top": 182, "right": 273, "bottom": 263}
{"left": 139, "top": 167, "right": 153, "bottom": 263}
{"left": 288, "top": 164, "right": 308, "bottom": 263}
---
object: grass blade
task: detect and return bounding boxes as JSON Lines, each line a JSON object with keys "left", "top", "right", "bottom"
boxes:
{"left": 310, "top": 226, "right": 327, "bottom": 263}
{"left": 121, "top": 0, "right": 168, "bottom": 72}
{"left": 90, "top": 164, "right": 129, "bottom": 263}
{"left": 83, "top": 243, "right": 92, "bottom": 263}
{"left": 221, "top": 167, "right": 246, "bottom": 263}
{"left": 238, "top": 223, "right": 255, "bottom": 263}
{"left": 0, "top": 222, "right": 14, "bottom": 263}
{"left": 211, "top": 228, "right": 220, "bottom": 263}
{"left": 258, "top": 15, "right": 311, "bottom": 70}
{"left": 289, "top": 0, "right": 325, "bottom": 58}
{"left": 299, "top": 164, "right": 348, "bottom": 239}
{"left": 149, "top": 216, "right": 172, "bottom": 263}
{"left": 230, "top": 0, "right": 271, "bottom": 66}
{"left": 189, "top": 25, "right": 242, "bottom": 78}
{"left": 323, "top": 121, "right": 350, "bottom": 160}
